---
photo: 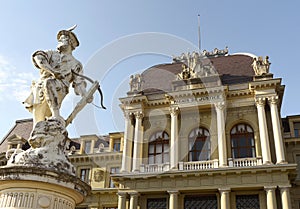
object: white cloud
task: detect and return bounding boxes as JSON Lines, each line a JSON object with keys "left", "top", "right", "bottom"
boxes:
{"left": 0, "top": 55, "right": 36, "bottom": 102}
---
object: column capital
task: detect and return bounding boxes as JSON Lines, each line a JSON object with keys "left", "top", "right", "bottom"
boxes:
{"left": 264, "top": 186, "right": 277, "bottom": 191}
{"left": 218, "top": 187, "right": 231, "bottom": 193}
{"left": 124, "top": 111, "right": 134, "bottom": 120}
{"left": 128, "top": 191, "right": 139, "bottom": 197}
{"left": 117, "top": 192, "right": 127, "bottom": 198}
{"left": 278, "top": 185, "right": 292, "bottom": 190}
{"left": 134, "top": 111, "right": 144, "bottom": 119}
{"left": 255, "top": 97, "right": 266, "bottom": 107}
{"left": 214, "top": 101, "right": 226, "bottom": 110}
{"left": 167, "top": 190, "right": 180, "bottom": 195}
{"left": 268, "top": 95, "right": 279, "bottom": 105}
{"left": 169, "top": 106, "right": 179, "bottom": 116}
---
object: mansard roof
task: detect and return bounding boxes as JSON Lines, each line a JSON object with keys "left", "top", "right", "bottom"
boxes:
{"left": 0, "top": 119, "right": 33, "bottom": 153}
{"left": 141, "top": 54, "right": 255, "bottom": 95}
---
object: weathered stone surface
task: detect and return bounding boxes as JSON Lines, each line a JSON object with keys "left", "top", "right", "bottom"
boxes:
{"left": 0, "top": 166, "right": 91, "bottom": 209}
{"left": 7, "top": 119, "right": 75, "bottom": 175}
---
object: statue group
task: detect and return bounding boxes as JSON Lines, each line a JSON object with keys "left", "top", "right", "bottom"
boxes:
{"left": 7, "top": 26, "right": 102, "bottom": 174}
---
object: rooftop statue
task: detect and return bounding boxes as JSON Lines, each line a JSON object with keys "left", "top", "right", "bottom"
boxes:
{"left": 252, "top": 56, "right": 271, "bottom": 76}
{"left": 23, "top": 25, "right": 105, "bottom": 126}
{"left": 129, "top": 74, "right": 143, "bottom": 92}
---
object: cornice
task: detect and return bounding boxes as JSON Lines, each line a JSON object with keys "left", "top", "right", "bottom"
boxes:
{"left": 119, "top": 95, "right": 148, "bottom": 105}
{"left": 249, "top": 78, "right": 282, "bottom": 90}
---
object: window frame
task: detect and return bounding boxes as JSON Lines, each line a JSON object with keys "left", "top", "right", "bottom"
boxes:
{"left": 84, "top": 140, "right": 92, "bottom": 154}
{"left": 79, "top": 168, "right": 91, "bottom": 184}
{"left": 148, "top": 131, "right": 170, "bottom": 164}
{"left": 188, "top": 127, "right": 211, "bottom": 161}
{"left": 230, "top": 123, "right": 256, "bottom": 159}
{"left": 113, "top": 139, "right": 121, "bottom": 152}
{"left": 109, "top": 167, "right": 120, "bottom": 188}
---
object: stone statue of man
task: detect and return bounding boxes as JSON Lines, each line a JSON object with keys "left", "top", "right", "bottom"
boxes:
{"left": 23, "top": 26, "right": 90, "bottom": 125}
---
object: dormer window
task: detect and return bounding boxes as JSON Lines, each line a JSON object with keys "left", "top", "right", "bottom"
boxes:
{"left": 84, "top": 141, "right": 92, "bottom": 154}
{"left": 113, "top": 139, "right": 121, "bottom": 152}
{"left": 294, "top": 122, "right": 300, "bottom": 138}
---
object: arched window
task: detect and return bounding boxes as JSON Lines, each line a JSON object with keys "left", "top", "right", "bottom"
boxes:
{"left": 148, "top": 131, "right": 169, "bottom": 164}
{"left": 231, "top": 123, "right": 255, "bottom": 158}
{"left": 188, "top": 127, "right": 210, "bottom": 161}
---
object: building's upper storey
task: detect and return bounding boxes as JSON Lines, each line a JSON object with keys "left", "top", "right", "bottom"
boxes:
{"left": 122, "top": 48, "right": 283, "bottom": 109}
{"left": 118, "top": 48, "right": 289, "bottom": 175}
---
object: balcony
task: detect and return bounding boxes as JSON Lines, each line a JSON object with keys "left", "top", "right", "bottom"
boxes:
{"left": 179, "top": 159, "right": 219, "bottom": 170}
{"left": 139, "top": 157, "right": 263, "bottom": 173}
{"left": 140, "top": 163, "right": 170, "bottom": 173}
{"left": 228, "top": 157, "right": 262, "bottom": 167}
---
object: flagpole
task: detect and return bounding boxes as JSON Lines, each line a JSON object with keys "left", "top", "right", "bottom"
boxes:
{"left": 198, "top": 14, "right": 201, "bottom": 52}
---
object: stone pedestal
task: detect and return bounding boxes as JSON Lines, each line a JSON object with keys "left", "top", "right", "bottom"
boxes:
{"left": 0, "top": 166, "right": 90, "bottom": 209}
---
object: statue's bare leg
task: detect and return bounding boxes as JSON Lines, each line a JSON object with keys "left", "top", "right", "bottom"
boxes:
{"left": 44, "top": 79, "right": 67, "bottom": 126}
{"left": 44, "top": 79, "right": 62, "bottom": 118}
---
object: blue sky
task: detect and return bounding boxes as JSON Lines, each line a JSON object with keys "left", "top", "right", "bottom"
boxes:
{"left": 0, "top": 0, "right": 299, "bottom": 139}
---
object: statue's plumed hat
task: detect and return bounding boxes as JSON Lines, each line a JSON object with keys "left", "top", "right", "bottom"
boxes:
{"left": 57, "top": 25, "right": 79, "bottom": 49}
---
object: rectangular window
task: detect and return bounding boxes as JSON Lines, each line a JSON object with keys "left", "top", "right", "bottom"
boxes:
{"left": 147, "top": 198, "right": 167, "bottom": 209}
{"left": 109, "top": 167, "right": 120, "bottom": 188}
{"left": 84, "top": 141, "right": 92, "bottom": 154}
{"left": 113, "top": 139, "right": 121, "bottom": 152}
{"left": 236, "top": 194, "right": 260, "bottom": 209}
{"left": 80, "top": 168, "right": 90, "bottom": 184}
{"left": 294, "top": 122, "right": 300, "bottom": 137}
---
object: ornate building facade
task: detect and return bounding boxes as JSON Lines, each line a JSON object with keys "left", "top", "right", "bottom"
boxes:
{"left": 1, "top": 48, "right": 300, "bottom": 209}
{"left": 113, "top": 49, "right": 297, "bottom": 209}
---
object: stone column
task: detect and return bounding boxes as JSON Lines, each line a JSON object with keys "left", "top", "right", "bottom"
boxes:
{"left": 129, "top": 192, "right": 139, "bottom": 209}
{"left": 279, "top": 186, "right": 292, "bottom": 209}
{"left": 268, "top": 96, "right": 286, "bottom": 164}
{"left": 118, "top": 192, "right": 127, "bottom": 209}
{"left": 132, "top": 112, "right": 144, "bottom": 172}
{"left": 168, "top": 190, "right": 179, "bottom": 209}
{"left": 170, "top": 106, "right": 179, "bottom": 170}
{"left": 215, "top": 102, "right": 227, "bottom": 167}
{"left": 255, "top": 98, "right": 272, "bottom": 164}
{"left": 121, "top": 112, "right": 134, "bottom": 173}
{"left": 219, "top": 188, "right": 230, "bottom": 209}
{"left": 265, "top": 186, "right": 277, "bottom": 209}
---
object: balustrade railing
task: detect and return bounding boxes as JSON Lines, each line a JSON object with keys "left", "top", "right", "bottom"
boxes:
{"left": 228, "top": 157, "right": 262, "bottom": 167}
{"left": 140, "top": 163, "right": 170, "bottom": 173}
{"left": 139, "top": 157, "right": 262, "bottom": 173}
{"left": 179, "top": 159, "right": 219, "bottom": 171}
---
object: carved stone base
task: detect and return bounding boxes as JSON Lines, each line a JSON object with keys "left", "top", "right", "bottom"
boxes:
{"left": 0, "top": 166, "right": 90, "bottom": 209}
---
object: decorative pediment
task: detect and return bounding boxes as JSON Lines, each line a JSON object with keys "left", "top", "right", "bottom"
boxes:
{"left": 6, "top": 134, "right": 27, "bottom": 144}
